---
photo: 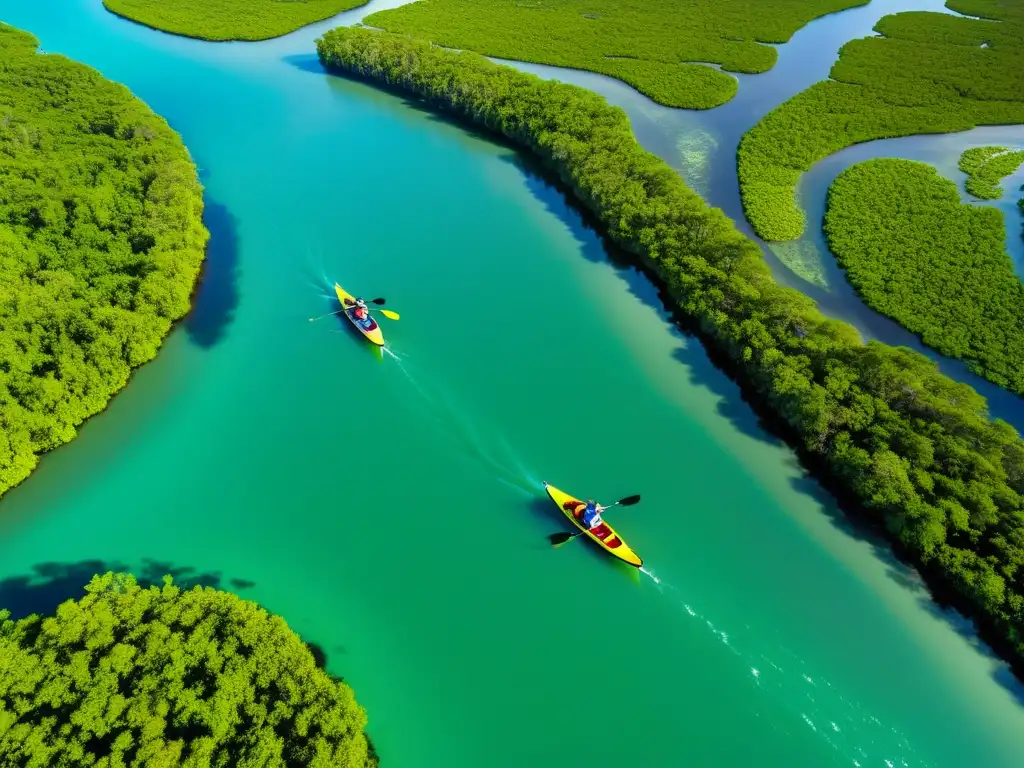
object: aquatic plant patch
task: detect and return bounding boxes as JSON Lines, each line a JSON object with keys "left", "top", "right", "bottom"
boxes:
{"left": 319, "top": 25, "right": 1024, "bottom": 679}
{"left": 103, "top": 0, "right": 369, "bottom": 41}
{"left": 959, "top": 145, "right": 1024, "bottom": 199}
{"left": 0, "top": 24, "right": 207, "bottom": 498}
{"left": 738, "top": 0, "right": 1024, "bottom": 241}
{"left": 824, "top": 158, "right": 1024, "bottom": 393}
{"left": 363, "top": 0, "right": 867, "bottom": 109}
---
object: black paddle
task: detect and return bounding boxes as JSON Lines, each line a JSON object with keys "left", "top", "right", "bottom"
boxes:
{"left": 308, "top": 297, "right": 388, "bottom": 322}
{"left": 548, "top": 494, "right": 641, "bottom": 547}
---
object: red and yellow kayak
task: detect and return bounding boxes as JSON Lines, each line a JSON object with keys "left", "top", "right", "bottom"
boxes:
{"left": 542, "top": 481, "right": 643, "bottom": 567}
{"left": 335, "top": 283, "right": 384, "bottom": 346}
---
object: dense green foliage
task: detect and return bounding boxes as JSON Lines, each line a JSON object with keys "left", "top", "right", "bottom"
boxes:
{"left": 363, "top": 0, "right": 866, "bottom": 109}
{"left": 959, "top": 145, "right": 1024, "bottom": 199}
{"left": 0, "top": 572, "right": 376, "bottom": 767}
{"left": 103, "top": 0, "right": 368, "bottom": 42}
{"left": 738, "top": 0, "right": 1024, "bottom": 241}
{"left": 0, "top": 26, "right": 207, "bottom": 499}
{"left": 319, "top": 25, "right": 1024, "bottom": 677}
{"left": 824, "top": 158, "right": 1024, "bottom": 393}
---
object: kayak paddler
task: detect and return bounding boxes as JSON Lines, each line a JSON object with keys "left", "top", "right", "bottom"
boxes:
{"left": 352, "top": 297, "right": 369, "bottom": 321}
{"left": 581, "top": 499, "right": 607, "bottom": 529}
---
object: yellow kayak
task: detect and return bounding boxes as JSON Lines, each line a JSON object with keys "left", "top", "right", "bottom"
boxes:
{"left": 542, "top": 481, "right": 643, "bottom": 567}
{"left": 334, "top": 283, "right": 384, "bottom": 346}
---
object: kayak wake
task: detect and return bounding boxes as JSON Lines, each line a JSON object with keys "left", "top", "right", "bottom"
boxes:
{"left": 387, "top": 349, "right": 538, "bottom": 498}
{"left": 636, "top": 567, "right": 928, "bottom": 768}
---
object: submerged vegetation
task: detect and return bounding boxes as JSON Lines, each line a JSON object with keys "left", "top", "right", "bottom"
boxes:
{"left": 0, "top": 24, "right": 207, "bottom": 499}
{"left": 959, "top": 145, "right": 1024, "bottom": 199}
{"left": 824, "top": 158, "right": 1024, "bottom": 393}
{"left": 738, "top": 0, "right": 1024, "bottom": 241}
{"left": 319, "top": 25, "right": 1024, "bottom": 678}
{"left": 363, "top": 0, "right": 866, "bottom": 109}
{"left": 0, "top": 572, "right": 377, "bottom": 767}
{"left": 103, "top": 0, "right": 368, "bottom": 41}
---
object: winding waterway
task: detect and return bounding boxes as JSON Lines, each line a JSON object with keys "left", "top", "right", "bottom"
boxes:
{"left": 501, "top": 0, "right": 1024, "bottom": 427}
{"left": 2, "top": 1, "right": 1024, "bottom": 766}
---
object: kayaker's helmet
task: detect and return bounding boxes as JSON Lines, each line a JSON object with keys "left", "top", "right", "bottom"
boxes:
{"left": 586, "top": 499, "right": 596, "bottom": 510}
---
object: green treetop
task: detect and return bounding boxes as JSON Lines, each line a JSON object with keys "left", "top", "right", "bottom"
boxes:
{"left": 0, "top": 573, "right": 377, "bottom": 768}
{"left": 0, "top": 23, "right": 207, "bottom": 499}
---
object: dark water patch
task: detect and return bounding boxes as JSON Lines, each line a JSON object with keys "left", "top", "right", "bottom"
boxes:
{"left": 512, "top": 157, "right": 613, "bottom": 266}
{"left": 306, "top": 640, "right": 330, "bottom": 671}
{"left": 0, "top": 559, "right": 253, "bottom": 620}
{"left": 527, "top": 494, "right": 555, "bottom": 526}
{"left": 137, "top": 558, "right": 226, "bottom": 589}
{"left": 281, "top": 52, "right": 327, "bottom": 76}
{"left": 669, "top": 342, "right": 783, "bottom": 448}
{"left": 185, "top": 199, "right": 241, "bottom": 349}
{"left": 0, "top": 560, "right": 116, "bottom": 619}
{"left": 993, "top": 664, "right": 1024, "bottom": 709}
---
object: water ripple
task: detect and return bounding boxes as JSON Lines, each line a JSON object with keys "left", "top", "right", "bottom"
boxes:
{"left": 639, "top": 568, "right": 932, "bottom": 768}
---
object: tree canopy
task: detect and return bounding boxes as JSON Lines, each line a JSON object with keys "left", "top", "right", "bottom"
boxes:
{"left": 0, "top": 24, "right": 207, "bottom": 500}
{"left": 824, "top": 158, "right": 1024, "bottom": 393}
{"left": 959, "top": 145, "right": 1024, "bottom": 199}
{"left": 102, "top": 0, "right": 369, "bottom": 42}
{"left": 738, "top": 0, "right": 1024, "bottom": 241}
{"left": 320, "top": 24, "right": 1024, "bottom": 680}
{"left": 0, "top": 572, "right": 377, "bottom": 768}
{"left": 362, "top": 0, "right": 865, "bottom": 110}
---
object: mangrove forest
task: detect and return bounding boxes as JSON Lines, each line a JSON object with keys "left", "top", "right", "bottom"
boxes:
{"left": 102, "top": 0, "right": 369, "bottom": 41}
{"left": 362, "top": 0, "right": 867, "bottom": 110}
{"left": 738, "top": 0, "right": 1024, "bottom": 242}
{"left": 824, "top": 157, "right": 1024, "bottom": 394}
{"left": 0, "top": 23, "right": 207, "bottom": 500}
{"left": 0, "top": 572, "right": 377, "bottom": 767}
{"left": 959, "top": 145, "right": 1024, "bottom": 200}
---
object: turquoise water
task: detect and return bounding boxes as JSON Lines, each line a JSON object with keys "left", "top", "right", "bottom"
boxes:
{"left": 2, "top": 1, "right": 1024, "bottom": 766}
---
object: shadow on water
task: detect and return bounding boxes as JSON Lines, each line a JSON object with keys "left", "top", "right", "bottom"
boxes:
{"left": 527, "top": 496, "right": 641, "bottom": 583}
{"left": 185, "top": 199, "right": 241, "bottom": 349}
{"left": 785, "top": 463, "right": 1024, "bottom": 710}
{"left": 0, "top": 559, "right": 256, "bottom": 620}
{"left": 281, "top": 52, "right": 326, "bottom": 76}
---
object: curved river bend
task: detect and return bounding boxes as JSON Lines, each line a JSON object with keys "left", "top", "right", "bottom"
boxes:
{"left": 1, "top": 1, "right": 1023, "bottom": 766}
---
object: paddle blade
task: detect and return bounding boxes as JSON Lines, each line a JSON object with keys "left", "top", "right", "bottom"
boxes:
{"left": 617, "top": 494, "right": 641, "bottom": 506}
{"left": 371, "top": 297, "right": 387, "bottom": 305}
{"left": 548, "top": 532, "right": 577, "bottom": 547}
{"left": 380, "top": 309, "right": 400, "bottom": 320}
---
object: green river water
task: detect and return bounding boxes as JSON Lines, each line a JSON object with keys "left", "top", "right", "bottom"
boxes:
{"left": 1, "top": 1, "right": 1023, "bottom": 765}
